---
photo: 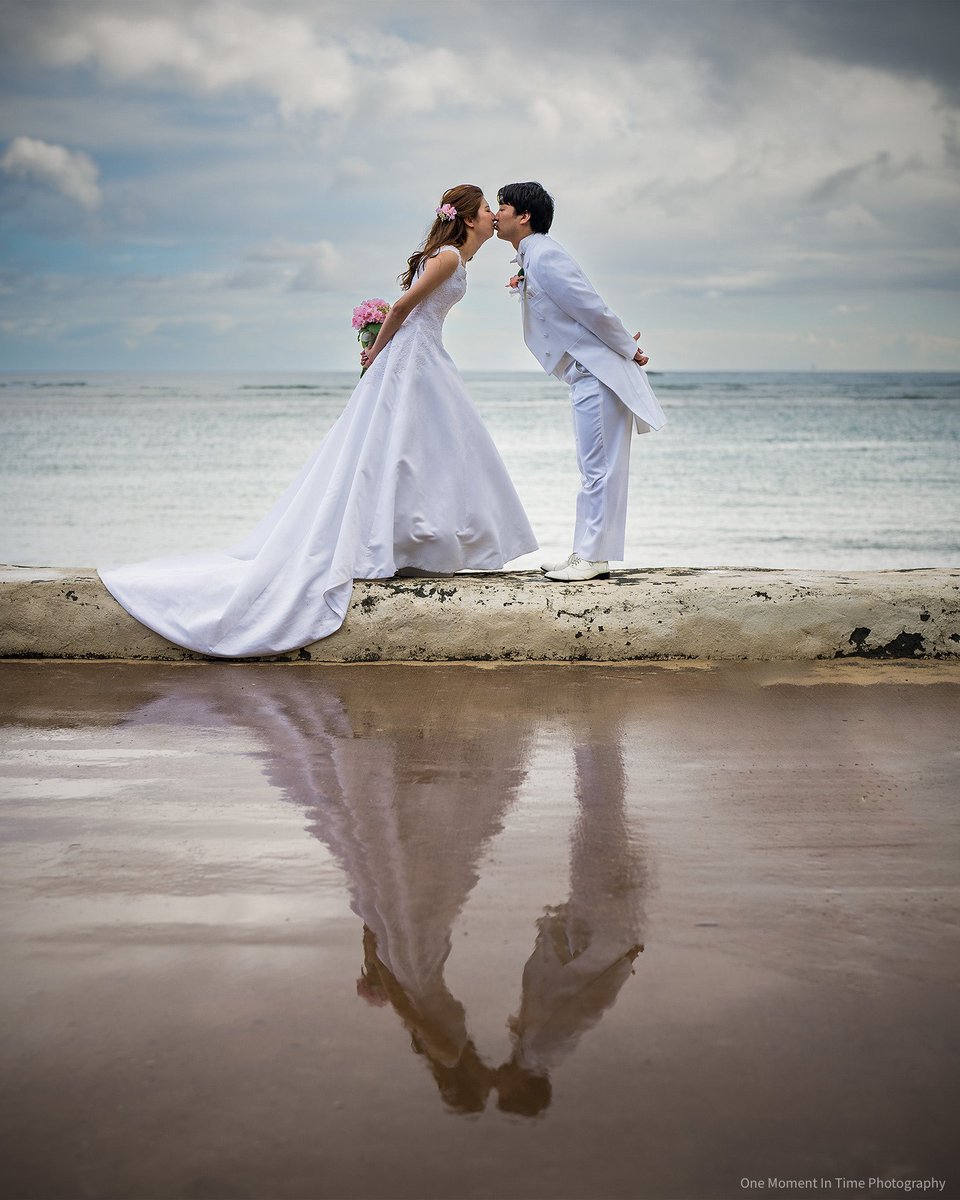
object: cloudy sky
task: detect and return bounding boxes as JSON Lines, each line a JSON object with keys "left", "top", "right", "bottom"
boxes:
{"left": 1, "top": 0, "right": 958, "bottom": 371}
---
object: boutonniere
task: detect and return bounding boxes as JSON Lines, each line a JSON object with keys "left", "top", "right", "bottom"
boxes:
{"left": 506, "top": 266, "right": 525, "bottom": 297}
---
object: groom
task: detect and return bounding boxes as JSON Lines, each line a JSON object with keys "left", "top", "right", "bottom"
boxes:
{"left": 496, "top": 182, "right": 665, "bottom": 581}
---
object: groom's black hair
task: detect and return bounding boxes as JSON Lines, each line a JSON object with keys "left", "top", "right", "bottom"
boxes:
{"left": 498, "top": 181, "right": 554, "bottom": 234}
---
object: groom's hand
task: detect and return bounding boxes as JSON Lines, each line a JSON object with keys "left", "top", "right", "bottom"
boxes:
{"left": 632, "top": 332, "right": 649, "bottom": 367}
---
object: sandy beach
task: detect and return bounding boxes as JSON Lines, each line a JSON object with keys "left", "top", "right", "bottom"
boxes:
{"left": 1, "top": 658, "right": 958, "bottom": 1199}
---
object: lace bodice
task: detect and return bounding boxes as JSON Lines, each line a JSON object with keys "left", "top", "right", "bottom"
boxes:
{"left": 359, "top": 245, "right": 465, "bottom": 380}
{"left": 380, "top": 245, "right": 465, "bottom": 374}
{"left": 406, "top": 245, "right": 466, "bottom": 332}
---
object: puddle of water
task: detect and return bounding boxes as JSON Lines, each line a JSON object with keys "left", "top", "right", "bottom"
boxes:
{"left": 0, "top": 661, "right": 958, "bottom": 1199}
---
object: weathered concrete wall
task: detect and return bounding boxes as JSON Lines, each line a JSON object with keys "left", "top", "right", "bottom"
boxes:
{"left": 1, "top": 565, "right": 958, "bottom": 662}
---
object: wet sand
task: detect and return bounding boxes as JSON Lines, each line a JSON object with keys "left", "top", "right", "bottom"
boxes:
{"left": 1, "top": 660, "right": 958, "bottom": 1200}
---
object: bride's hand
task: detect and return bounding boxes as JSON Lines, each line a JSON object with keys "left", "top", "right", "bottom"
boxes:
{"left": 632, "top": 331, "right": 649, "bottom": 367}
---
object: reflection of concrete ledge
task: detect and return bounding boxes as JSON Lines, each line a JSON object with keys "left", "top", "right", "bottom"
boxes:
{"left": 1, "top": 565, "right": 958, "bottom": 663}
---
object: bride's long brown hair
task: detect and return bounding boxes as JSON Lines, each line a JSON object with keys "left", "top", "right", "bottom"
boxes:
{"left": 399, "top": 184, "right": 484, "bottom": 291}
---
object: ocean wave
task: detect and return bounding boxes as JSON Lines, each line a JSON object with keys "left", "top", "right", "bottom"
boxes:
{"left": 0, "top": 380, "right": 89, "bottom": 388}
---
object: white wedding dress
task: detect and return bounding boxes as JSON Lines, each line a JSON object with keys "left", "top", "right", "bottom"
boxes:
{"left": 99, "top": 245, "right": 538, "bottom": 657}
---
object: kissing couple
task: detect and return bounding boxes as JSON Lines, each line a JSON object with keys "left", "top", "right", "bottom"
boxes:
{"left": 101, "top": 182, "right": 666, "bottom": 658}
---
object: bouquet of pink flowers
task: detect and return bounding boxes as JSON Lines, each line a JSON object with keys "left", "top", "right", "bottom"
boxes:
{"left": 352, "top": 295, "right": 388, "bottom": 369}
{"left": 352, "top": 298, "right": 390, "bottom": 334}
{"left": 352, "top": 297, "right": 390, "bottom": 374}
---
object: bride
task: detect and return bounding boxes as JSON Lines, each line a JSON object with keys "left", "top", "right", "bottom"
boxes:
{"left": 99, "top": 184, "right": 538, "bottom": 658}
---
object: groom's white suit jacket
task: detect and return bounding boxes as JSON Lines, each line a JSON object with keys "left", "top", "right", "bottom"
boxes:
{"left": 516, "top": 233, "right": 666, "bottom": 434}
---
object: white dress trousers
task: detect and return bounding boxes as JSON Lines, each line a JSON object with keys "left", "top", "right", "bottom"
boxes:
{"left": 561, "top": 357, "right": 634, "bottom": 562}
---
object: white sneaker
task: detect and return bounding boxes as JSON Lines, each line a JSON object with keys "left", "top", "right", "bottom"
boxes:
{"left": 540, "top": 552, "right": 575, "bottom": 573}
{"left": 543, "top": 555, "right": 610, "bottom": 581}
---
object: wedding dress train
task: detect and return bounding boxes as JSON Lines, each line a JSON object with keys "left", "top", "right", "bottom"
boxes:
{"left": 99, "top": 245, "right": 537, "bottom": 656}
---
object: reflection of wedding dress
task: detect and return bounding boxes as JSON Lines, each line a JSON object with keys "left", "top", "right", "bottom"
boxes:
{"left": 144, "top": 667, "right": 530, "bottom": 1112}
{"left": 127, "top": 669, "right": 529, "bottom": 1079}
{"left": 99, "top": 244, "right": 537, "bottom": 657}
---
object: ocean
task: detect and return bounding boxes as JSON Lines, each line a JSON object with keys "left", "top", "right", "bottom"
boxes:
{"left": 1, "top": 370, "right": 958, "bottom": 572}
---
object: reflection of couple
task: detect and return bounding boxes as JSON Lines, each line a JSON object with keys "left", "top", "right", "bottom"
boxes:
{"left": 355, "top": 741, "right": 645, "bottom": 1119}
{"left": 172, "top": 668, "right": 645, "bottom": 1119}
{"left": 100, "top": 181, "right": 665, "bottom": 657}
{"left": 105, "top": 666, "right": 644, "bottom": 1118}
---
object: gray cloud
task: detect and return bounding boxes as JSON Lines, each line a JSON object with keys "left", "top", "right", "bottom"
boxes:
{"left": 514, "top": 1, "right": 960, "bottom": 102}
{"left": 807, "top": 151, "right": 926, "bottom": 205}
{"left": 773, "top": 0, "right": 960, "bottom": 98}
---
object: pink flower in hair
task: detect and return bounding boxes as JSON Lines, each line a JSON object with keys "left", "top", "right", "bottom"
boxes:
{"left": 436, "top": 203, "right": 457, "bottom": 222}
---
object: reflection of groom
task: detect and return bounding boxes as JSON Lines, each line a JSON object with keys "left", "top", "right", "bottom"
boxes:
{"left": 497, "top": 740, "right": 644, "bottom": 1117}
{"left": 496, "top": 181, "right": 665, "bottom": 581}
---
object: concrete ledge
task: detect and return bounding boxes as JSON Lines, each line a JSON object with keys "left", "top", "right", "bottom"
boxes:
{"left": 1, "top": 565, "right": 958, "bottom": 662}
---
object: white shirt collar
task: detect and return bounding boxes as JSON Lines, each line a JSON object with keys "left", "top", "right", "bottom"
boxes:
{"left": 511, "top": 233, "right": 537, "bottom": 266}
